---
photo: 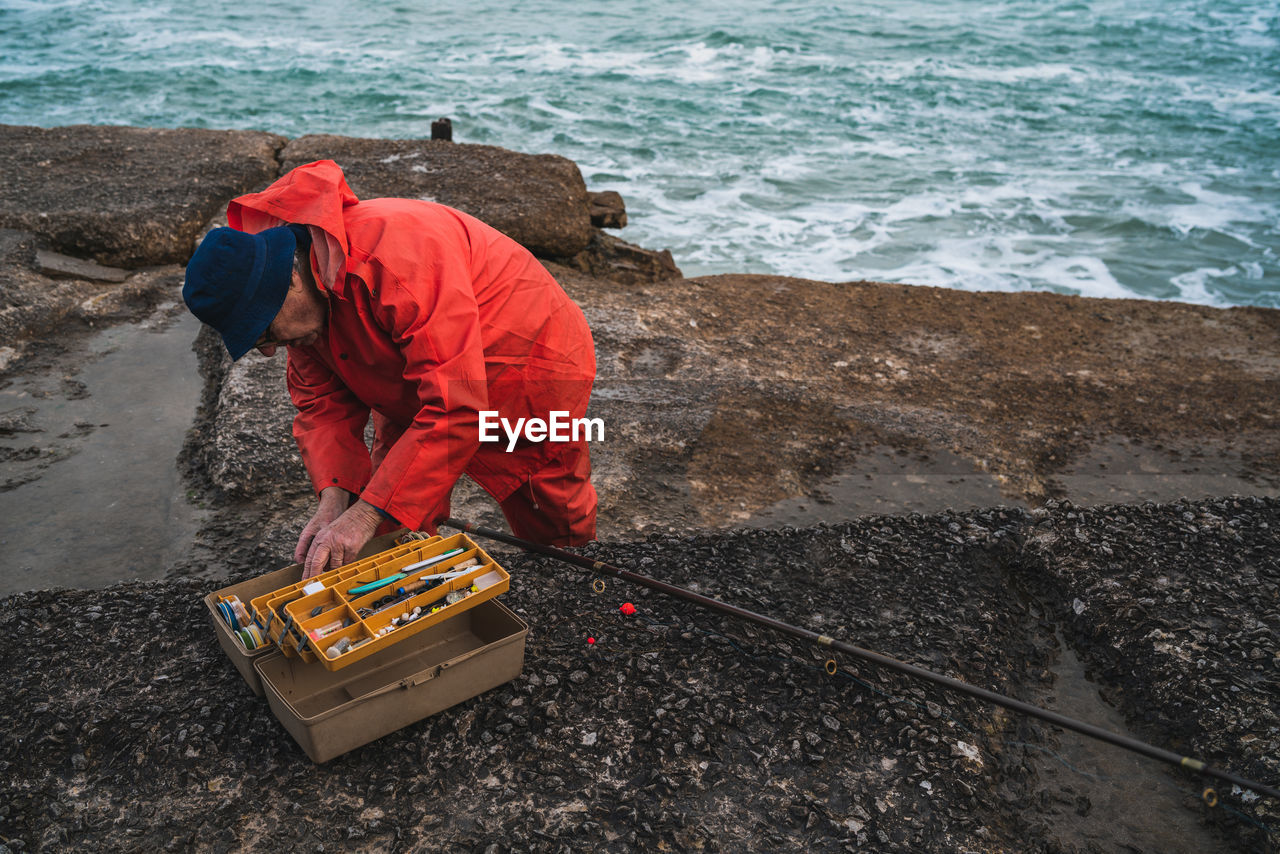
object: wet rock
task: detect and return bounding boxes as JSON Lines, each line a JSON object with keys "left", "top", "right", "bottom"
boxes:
{"left": 279, "top": 135, "right": 594, "bottom": 258}
{"left": 12, "top": 505, "right": 1166, "bottom": 851}
{"left": 0, "top": 229, "right": 83, "bottom": 348}
{"left": 1016, "top": 497, "right": 1280, "bottom": 848}
{"left": 556, "top": 230, "right": 682, "bottom": 286}
{"left": 0, "top": 124, "right": 285, "bottom": 267}
{"left": 34, "top": 250, "right": 128, "bottom": 283}
{"left": 568, "top": 270, "right": 1279, "bottom": 528}
{"left": 188, "top": 325, "right": 304, "bottom": 498}
{"left": 588, "top": 191, "right": 627, "bottom": 229}
{"left": 178, "top": 241, "right": 1280, "bottom": 556}
{"left": 0, "top": 406, "right": 38, "bottom": 436}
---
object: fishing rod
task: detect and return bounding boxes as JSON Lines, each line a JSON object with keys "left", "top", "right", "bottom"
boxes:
{"left": 444, "top": 518, "right": 1279, "bottom": 803}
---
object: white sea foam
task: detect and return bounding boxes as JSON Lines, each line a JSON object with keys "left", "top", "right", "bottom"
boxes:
{"left": 1171, "top": 268, "right": 1236, "bottom": 306}
{"left": 502, "top": 39, "right": 795, "bottom": 85}
{"left": 833, "top": 139, "right": 922, "bottom": 161}
{"left": 939, "top": 62, "right": 1090, "bottom": 86}
{"left": 871, "top": 236, "right": 1133, "bottom": 301}
{"left": 1170, "top": 182, "right": 1256, "bottom": 234}
{"left": 1234, "top": 28, "right": 1278, "bottom": 49}
{"left": 499, "top": 42, "right": 654, "bottom": 75}
{"left": 883, "top": 192, "right": 959, "bottom": 223}
{"left": 1151, "top": 75, "right": 1280, "bottom": 125}
{"left": 760, "top": 153, "right": 819, "bottom": 182}
{"left": 1, "top": 0, "right": 74, "bottom": 9}
{"left": 1234, "top": 8, "right": 1280, "bottom": 48}
{"left": 526, "top": 97, "right": 588, "bottom": 122}
{"left": 120, "top": 27, "right": 365, "bottom": 58}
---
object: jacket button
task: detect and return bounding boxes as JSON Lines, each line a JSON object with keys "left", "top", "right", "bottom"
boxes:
{"left": 339, "top": 353, "right": 349, "bottom": 360}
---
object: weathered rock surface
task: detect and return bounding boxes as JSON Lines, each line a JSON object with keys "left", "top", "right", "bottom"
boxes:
{"left": 1018, "top": 497, "right": 1279, "bottom": 836}
{"left": 34, "top": 250, "right": 128, "bottom": 283}
{"left": 558, "top": 231, "right": 682, "bottom": 286}
{"left": 0, "top": 126, "right": 674, "bottom": 352}
{"left": 179, "top": 265, "right": 1280, "bottom": 551}
{"left": 0, "top": 124, "right": 285, "bottom": 268}
{"left": 280, "top": 135, "right": 595, "bottom": 258}
{"left": 0, "top": 228, "right": 182, "bottom": 362}
{"left": 187, "top": 326, "right": 306, "bottom": 500}
{"left": 548, "top": 268, "right": 1280, "bottom": 532}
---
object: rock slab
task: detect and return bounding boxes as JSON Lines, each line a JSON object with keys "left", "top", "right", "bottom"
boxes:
{"left": 280, "top": 134, "right": 594, "bottom": 258}
{"left": 558, "top": 231, "right": 682, "bottom": 286}
{"left": 0, "top": 124, "right": 285, "bottom": 267}
{"left": 188, "top": 326, "right": 307, "bottom": 499}
{"left": 589, "top": 190, "right": 627, "bottom": 228}
{"left": 0, "top": 229, "right": 181, "bottom": 355}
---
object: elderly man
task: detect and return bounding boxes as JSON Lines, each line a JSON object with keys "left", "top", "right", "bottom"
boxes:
{"left": 184, "top": 160, "right": 597, "bottom": 578}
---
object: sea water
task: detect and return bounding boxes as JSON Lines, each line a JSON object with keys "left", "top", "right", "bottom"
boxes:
{"left": 1, "top": 0, "right": 1277, "bottom": 307}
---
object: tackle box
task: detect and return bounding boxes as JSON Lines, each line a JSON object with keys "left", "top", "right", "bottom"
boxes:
{"left": 206, "top": 530, "right": 528, "bottom": 762}
{"left": 255, "top": 598, "right": 528, "bottom": 762}
{"left": 203, "top": 530, "right": 413, "bottom": 696}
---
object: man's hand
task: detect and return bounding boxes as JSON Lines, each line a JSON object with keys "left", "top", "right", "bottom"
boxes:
{"left": 301, "top": 497, "right": 384, "bottom": 579}
{"left": 295, "top": 487, "right": 351, "bottom": 564}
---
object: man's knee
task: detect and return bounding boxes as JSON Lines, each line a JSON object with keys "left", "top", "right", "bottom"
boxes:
{"left": 500, "top": 445, "right": 597, "bottom": 545}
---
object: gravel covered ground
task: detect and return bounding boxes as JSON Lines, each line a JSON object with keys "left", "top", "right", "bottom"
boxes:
{"left": 1019, "top": 498, "right": 1280, "bottom": 846}
{"left": 2, "top": 498, "right": 1276, "bottom": 853}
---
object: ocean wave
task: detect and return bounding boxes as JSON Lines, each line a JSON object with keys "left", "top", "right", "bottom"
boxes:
{"left": 936, "top": 62, "right": 1091, "bottom": 85}
{"left": 1121, "top": 182, "right": 1270, "bottom": 237}
{"left": 1, "top": 0, "right": 1276, "bottom": 308}
{"left": 490, "top": 38, "right": 825, "bottom": 85}
{"left": 1171, "top": 267, "right": 1244, "bottom": 306}
{"left": 871, "top": 237, "right": 1134, "bottom": 301}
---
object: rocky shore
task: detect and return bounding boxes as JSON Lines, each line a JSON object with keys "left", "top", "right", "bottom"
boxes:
{"left": 2, "top": 500, "right": 1277, "bottom": 852}
{"left": 0, "top": 124, "right": 1277, "bottom": 852}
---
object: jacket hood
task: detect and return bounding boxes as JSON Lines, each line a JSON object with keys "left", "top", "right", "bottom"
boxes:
{"left": 227, "top": 160, "right": 358, "bottom": 295}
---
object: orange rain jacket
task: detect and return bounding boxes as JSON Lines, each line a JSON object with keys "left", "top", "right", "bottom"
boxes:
{"left": 227, "top": 160, "right": 596, "bottom": 530}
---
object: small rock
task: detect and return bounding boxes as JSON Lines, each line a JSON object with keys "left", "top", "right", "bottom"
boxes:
{"left": 588, "top": 190, "right": 627, "bottom": 229}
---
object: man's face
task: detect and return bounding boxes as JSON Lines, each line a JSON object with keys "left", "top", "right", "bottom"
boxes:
{"left": 255, "top": 270, "right": 328, "bottom": 357}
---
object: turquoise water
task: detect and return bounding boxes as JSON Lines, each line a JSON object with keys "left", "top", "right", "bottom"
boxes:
{"left": 1, "top": 0, "right": 1277, "bottom": 307}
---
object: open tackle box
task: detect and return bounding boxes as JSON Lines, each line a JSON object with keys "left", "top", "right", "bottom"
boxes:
{"left": 204, "top": 530, "right": 528, "bottom": 761}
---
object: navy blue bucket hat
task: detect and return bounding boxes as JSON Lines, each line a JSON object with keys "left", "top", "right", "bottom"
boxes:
{"left": 183, "top": 225, "right": 305, "bottom": 360}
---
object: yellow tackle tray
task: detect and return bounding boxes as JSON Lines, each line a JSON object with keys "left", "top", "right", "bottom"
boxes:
{"left": 247, "top": 532, "right": 510, "bottom": 671}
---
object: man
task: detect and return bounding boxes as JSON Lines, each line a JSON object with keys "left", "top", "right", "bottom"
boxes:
{"left": 183, "top": 159, "right": 598, "bottom": 578}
